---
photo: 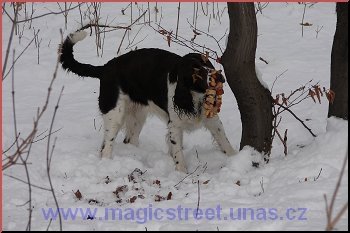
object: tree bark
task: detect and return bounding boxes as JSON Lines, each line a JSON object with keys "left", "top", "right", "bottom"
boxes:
{"left": 328, "top": 3, "right": 348, "bottom": 120}
{"left": 221, "top": 3, "right": 273, "bottom": 153}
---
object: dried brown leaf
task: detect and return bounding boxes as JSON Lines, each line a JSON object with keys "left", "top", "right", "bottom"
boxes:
{"left": 167, "top": 192, "right": 172, "bottom": 200}
{"left": 326, "top": 89, "right": 336, "bottom": 104}
{"left": 282, "top": 97, "right": 288, "bottom": 106}
{"left": 155, "top": 195, "right": 165, "bottom": 202}
{"left": 300, "top": 22, "right": 313, "bottom": 26}
{"left": 153, "top": 180, "right": 161, "bottom": 187}
{"left": 113, "top": 185, "right": 128, "bottom": 198}
{"left": 129, "top": 196, "right": 137, "bottom": 203}
{"left": 167, "top": 35, "right": 171, "bottom": 47}
{"left": 314, "top": 85, "right": 322, "bottom": 104}
{"left": 74, "top": 189, "right": 82, "bottom": 200}
{"left": 274, "top": 94, "right": 280, "bottom": 105}
{"left": 309, "top": 89, "right": 316, "bottom": 103}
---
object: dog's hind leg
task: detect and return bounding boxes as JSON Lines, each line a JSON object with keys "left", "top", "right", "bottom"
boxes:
{"left": 203, "top": 116, "right": 237, "bottom": 155}
{"left": 100, "top": 95, "right": 127, "bottom": 159}
{"left": 123, "top": 104, "right": 147, "bottom": 146}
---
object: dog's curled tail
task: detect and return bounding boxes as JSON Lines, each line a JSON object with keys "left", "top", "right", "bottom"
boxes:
{"left": 59, "top": 30, "right": 103, "bottom": 79}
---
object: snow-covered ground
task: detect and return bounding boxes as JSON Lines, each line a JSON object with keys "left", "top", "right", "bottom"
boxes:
{"left": 2, "top": 2, "right": 348, "bottom": 231}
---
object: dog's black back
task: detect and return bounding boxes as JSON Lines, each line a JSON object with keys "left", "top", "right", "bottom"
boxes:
{"left": 99, "top": 49, "right": 180, "bottom": 114}
{"left": 60, "top": 31, "right": 210, "bottom": 115}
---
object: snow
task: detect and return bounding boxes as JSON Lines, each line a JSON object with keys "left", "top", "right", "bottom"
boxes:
{"left": 255, "top": 66, "right": 269, "bottom": 90}
{"left": 2, "top": 2, "right": 348, "bottom": 231}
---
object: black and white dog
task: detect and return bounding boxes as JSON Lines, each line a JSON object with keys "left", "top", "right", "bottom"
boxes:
{"left": 59, "top": 30, "right": 236, "bottom": 173}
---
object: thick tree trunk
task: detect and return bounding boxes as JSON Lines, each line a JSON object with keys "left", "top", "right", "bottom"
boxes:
{"left": 221, "top": 3, "right": 273, "bottom": 153}
{"left": 328, "top": 3, "right": 348, "bottom": 120}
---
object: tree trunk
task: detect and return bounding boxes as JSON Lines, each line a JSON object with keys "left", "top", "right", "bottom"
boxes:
{"left": 221, "top": 3, "right": 273, "bottom": 154}
{"left": 328, "top": 3, "right": 348, "bottom": 120}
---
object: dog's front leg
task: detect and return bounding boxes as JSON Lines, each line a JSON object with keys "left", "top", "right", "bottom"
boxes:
{"left": 167, "top": 121, "right": 187, "bottom": 173}
{"left": 203, "top": 116, "right": 237, "bottom": 155}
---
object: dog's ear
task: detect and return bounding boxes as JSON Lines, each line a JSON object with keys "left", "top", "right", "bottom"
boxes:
{"left": 172, "top": 60, "right": 196, "bottom": 116}
{"left": 173, "top": 73, "right": 195, "bottom": 116}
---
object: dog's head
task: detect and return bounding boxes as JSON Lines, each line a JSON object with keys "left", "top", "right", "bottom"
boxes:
{"left": 183, "top": 53, "right": 225, "bottom": 88}
{"left": 172, "top": 53, "right": 224, "bottom": 117}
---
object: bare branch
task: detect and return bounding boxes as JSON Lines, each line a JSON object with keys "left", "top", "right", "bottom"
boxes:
{"left": 2, "top": 4, "right": 19, "bottom": 78}
{"left": 175, "top": 3, "right": 181, "bottom": 39}
{"left": 275, "top": 103, "right": 316, "bottom": 137}
{"left": 324, "top": 149, "right": 348, "bottom": 230}
{"left": 301, "top": 3, "right": 307, "bottom": 37}
{"left": 2, "top": 133, "right": 20, "bottom": 154}
{"left": 4, "top": 174, "right": 52, "bottom": 191}
{"left": 32, "top": 127, "right": 63, "bottom": 143}
{"left": 117, "top": 10, "right": 147, "bottom": 55}
{"left": 45, "top": 30, "right": 65, "bottom": 229}
{"left": 3, "top": 30, "right": 41, "bottom": 80}
{"left": 174, "top": 165, "right": 201, "bottom": 188}
{"left": 270, "top": 69, "right": 288, "bottom": 94}
{"left": 150, "top": 23, "right": 220, "bottom": 62}
{"left": 195, "top": 180, "right": 201, "bottom": 218}
{"left": 15, "top": 3, "right": 83, "bottom": 24}
{"left": 186, "top": 18, "right": 226, "bottom": 54}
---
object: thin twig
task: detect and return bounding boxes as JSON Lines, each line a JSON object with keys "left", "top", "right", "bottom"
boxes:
{"left": 195, "top": 180, "right": 201, "bottom": 218}
{"left": 22, "top": 153, "right": 32, "bottom": 230}
{"left": 174, "top": 165, "right": 201, "bottom": 188}
{"left": 4, "top": 174, "right": 52, "bottom": 191}
{"left": 325, "top": 150, "right": 348, "bottom": 230}
{"left": 329, "top": 203, "right": 348, "bottom": 231}
{"left": 117, "top": 10, "right": 147, "bottom": 55}
{"left": 175, "top": 3, "right": 181, "bottom": 39}
{"left": 315, "top": 25, "right": 323, "bottom": 39}
{"left": 46, "top": 219, "right": 53, "bottom": 231}
{"left": 11, "top": 49, "right": 19, "bottom": 152}
{"left": 301, "top": 3, "right": 307, "bottom": 37}
{"left": 2, "top": 27, "right": 64, "bottom": 170}
{"left": 275, "top": 128, "right": 288, "bottom": 155}
{"left": 45, "top": 30, "right": 65, "bottom": 231}
{"left": 2, "top": 133, "right": 20, "bottom": 154}
{"left": 314, "top": 168, "right": 323, "bottom": 181}
{"left": 15, "top": 3, "right": 83, "bottom": 24}
{"left": 150, "top": 23, "right": 220, "bottom": 61}
{"left": 275, "top": 103, "right": 316, "bottom": 137}
{"left": 2, "top": 4, "right": 19, "bottom": 79}
{"left": 125, "top": 25, "right": 146, "bottom": 50}
{"left": 270, "top": 69, "right": 288, "bottom": 94}
{"left": 32, "top": 127, "right": 63, "bottom": 143}
{"left": 259, "top": 57, "right": 269, "bottom": 64}
{"left": 186, "top": 18, "right": 225, "bottom": 54}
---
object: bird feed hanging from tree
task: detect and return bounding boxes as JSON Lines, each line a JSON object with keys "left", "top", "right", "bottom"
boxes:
{"left": 204, "top": 69, "right": 224, "bottom": 118}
